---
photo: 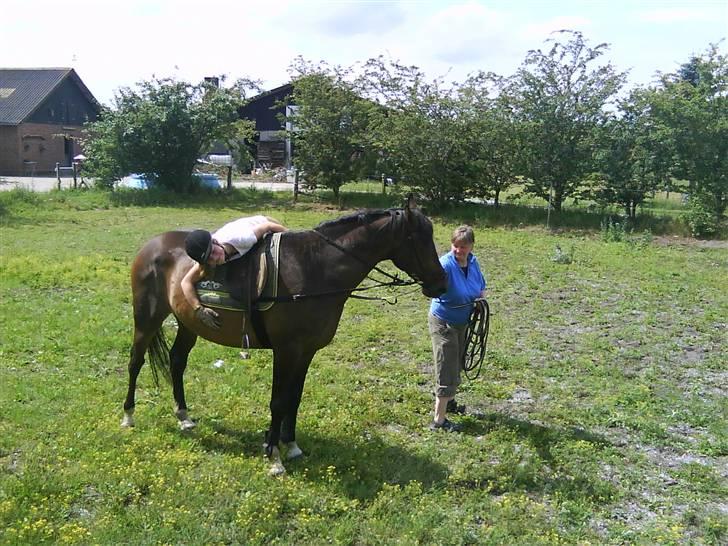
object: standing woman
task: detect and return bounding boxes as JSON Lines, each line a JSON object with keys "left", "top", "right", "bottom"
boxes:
{"left": 428, "top": 225, "right": 486, "bottom": 431}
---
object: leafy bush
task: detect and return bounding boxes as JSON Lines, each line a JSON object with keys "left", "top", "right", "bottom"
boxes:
{"left": 685, "top": 192, "right": 722, "bottom": 238}
{"left": 83, "top": 77, "right": 256, "bottom": 192}
{"left": 551, "top": 244, "right": 574, "bottom": 264}
{"left": 601, "top": 217, "right": 628, "bottom": 242}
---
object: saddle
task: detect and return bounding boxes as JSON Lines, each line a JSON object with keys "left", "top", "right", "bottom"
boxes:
{"left": 195, "top": 232, "right": 281, "bottom": 344}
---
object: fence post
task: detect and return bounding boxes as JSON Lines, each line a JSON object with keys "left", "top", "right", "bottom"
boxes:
{"left": 56, "top": 162, "right": 61, "bottom": 190}
{"left": 381, "top": 174, "right": 386, "bottom": 195}
{"left": 294, "top": 169, "right": 299, "bottom": 203}
{"left": 546, "top": 182, "right": 553, "bottom": 229}
{"left": 72, "top": 162, "right": 78, "bottom": 189}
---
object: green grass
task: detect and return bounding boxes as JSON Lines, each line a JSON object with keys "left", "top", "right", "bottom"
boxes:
{"left": 1, "top": 188, "right": 726, "bottom": 544}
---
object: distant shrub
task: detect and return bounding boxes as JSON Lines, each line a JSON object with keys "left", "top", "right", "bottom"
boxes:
{"left": 601, "top": 217, "right": 628, "bottom": 242}
{"left": 685, "top": 193, "right": 721, "bottom": 238}
{"left": 0, "top": 187, "right": 40, "bottom": 217}
{"left": 551, "top": 244, "right": 574, "bottom": 264}
{"left": 630, "top": 229, "right": 654, "bottom": 248}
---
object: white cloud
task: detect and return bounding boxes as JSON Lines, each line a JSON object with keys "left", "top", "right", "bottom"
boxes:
{"left": 520, "top": 16, "right": 593, "bottom": 44}
{"left": 298, "top": 1, "right": 407, "bottom": 36}
{"left": 638, "top": 8, "right": 716, "bottom": 23}
{"left": 2, "top": 0, "right": 726, "bottom": 104}
{"left": 419, "top": 3, "right": 510, "bottom": 64}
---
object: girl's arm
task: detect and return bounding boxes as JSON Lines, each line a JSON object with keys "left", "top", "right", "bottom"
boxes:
{"left": 181, "top": 263, "right": 205, "bottom": 310}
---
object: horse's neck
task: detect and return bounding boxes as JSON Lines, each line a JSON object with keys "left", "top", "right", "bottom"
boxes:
{"left": 313, "top": 217, "right": 395, "bottom": 285}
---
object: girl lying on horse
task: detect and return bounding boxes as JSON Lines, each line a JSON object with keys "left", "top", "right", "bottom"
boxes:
{"left": 182, "top": 216, "right": 287, "bottom": 329}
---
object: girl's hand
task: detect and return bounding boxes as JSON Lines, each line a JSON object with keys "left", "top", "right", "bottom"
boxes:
{"left": 195, "top": 306, "right": 221, "bottom": 329}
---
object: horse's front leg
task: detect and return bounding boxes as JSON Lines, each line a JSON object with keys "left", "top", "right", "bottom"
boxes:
{"left": 280, "top": 352, "right": 315, "bottom": 460}
{"left": 169, "top": 323, "right": 198, "bottom": 430}
{"left": 265, "top": 348, "right": 314, "bottom": 475}
{"left": 265, "top": 355, "right": 288, "bottom": 476}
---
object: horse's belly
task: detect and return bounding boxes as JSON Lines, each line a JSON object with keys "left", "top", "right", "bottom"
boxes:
{"left": 185, "top": 309, "right": 270, "bottom": 349}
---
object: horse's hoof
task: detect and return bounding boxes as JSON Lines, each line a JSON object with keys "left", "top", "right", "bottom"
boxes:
{"left": 286, "top": 442, "right": 303, "bottom": 460}
{"left": 266, "top": 445, "right": 286, "bottom": 476}
{"left": 120, "top": 413, "right": 135, "bottom": 428}
{"left": 269, "top": 462, "right": 287, "bottom": 477}
{"left": 179, "top": 419, "right": 197, "bottom": 431}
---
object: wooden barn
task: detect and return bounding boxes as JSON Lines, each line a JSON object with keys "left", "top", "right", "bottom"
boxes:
{"left": 238, "top": 83, "right": 294, "bottom": 169}
{"left": 0, "top": 68, "right": 100, "bottom": 176}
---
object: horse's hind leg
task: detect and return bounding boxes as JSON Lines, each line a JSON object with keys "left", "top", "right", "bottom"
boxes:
{"left": 122, "top": 273, "right": 170, "bottom": 428}
{"left": 169, "top": 323, "right": 198, "bottom": 430}
{"left": 122, "top": 321, "right": 165, "bottom": 427}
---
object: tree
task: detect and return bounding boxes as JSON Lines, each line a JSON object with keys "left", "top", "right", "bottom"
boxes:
{"left": 363, "top": 58, "right": 472, "bottom": 207}
{"left": 645, "top": 44, "right": 727, "bottom": 234}
{"left": 287, "top": 60, "right": 376, "bottom": 198}
{"left": 590, "top": 91, "right": 667, "bottom": 219}
{"left": 84, "top": 77, "right": 256, "bottom": 191}
{"left": 510, "top": 30, "right": 626, "bottom": 211}
{"left": 459, "top": 73, "right": 521, "bottom": 207}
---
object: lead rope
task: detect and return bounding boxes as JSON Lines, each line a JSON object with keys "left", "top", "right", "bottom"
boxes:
{"left": 462, "top": 299, "right": 490, "bottom": 380}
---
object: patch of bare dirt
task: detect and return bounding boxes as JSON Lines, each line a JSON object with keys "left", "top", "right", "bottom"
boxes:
{"left": 653, "top": 235, "right": 728, "bottom": 249}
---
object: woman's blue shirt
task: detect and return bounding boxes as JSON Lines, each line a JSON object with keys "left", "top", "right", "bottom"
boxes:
{"left": 430, "top": 251, "right": 486, "bottom": 325}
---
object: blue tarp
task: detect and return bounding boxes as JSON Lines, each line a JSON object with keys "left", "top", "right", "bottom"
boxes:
{"left": 117, "top": 173, "right": 222, "bottom": 190}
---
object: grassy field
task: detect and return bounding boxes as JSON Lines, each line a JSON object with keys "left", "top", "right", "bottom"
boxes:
{"left": 1, "top": 188, "right": 726, "bottom": 545}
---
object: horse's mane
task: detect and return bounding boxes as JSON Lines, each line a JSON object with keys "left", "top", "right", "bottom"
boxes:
{"left": 314, "top": 208, "right": 399, "bottom": 233}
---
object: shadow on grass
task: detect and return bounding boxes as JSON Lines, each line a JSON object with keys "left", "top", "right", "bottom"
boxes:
{"left": 297, "top": 190, "right": 687, "bottom": 236}
{"left": 430, "top": 201, "right": 685, "bottom": 236}
{"left": 200, "top": 422, "right": 448, "bottom": 501}
{"left": 469, "top": 411, "right": 611, "bottom": 460}
{"left": 0, "top": 185, "right": 693, "bottom": 237}
{"left": 108, "top": 187, "right": 292, "bottom": 210}
{"left": 454, "top": 411, "right": 617, "bottom": 503}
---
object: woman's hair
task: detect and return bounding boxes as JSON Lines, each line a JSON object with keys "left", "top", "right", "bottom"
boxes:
{"left": 451, "top": 225, "right": 475, "bottom": 245}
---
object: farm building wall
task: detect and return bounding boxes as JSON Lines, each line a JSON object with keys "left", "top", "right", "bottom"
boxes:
{"left": 2, "top": 122, "right": 85, "bottom": 175}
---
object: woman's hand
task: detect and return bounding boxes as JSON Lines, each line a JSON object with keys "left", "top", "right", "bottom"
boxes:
{"left": 195, "top": 306, "right": 221, "bottom": 329}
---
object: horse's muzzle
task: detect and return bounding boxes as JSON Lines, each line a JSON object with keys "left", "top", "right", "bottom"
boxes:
{"left": 421, "top": 278, "right": 447, "bottom": 298}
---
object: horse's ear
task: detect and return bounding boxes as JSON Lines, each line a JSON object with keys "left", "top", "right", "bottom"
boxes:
{"left": 404, "top": 193, "right": 418, "bottom": 212}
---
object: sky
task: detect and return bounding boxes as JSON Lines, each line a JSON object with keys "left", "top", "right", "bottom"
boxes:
{"left": 2, "top": 0, "right": 726, "bottom": 105}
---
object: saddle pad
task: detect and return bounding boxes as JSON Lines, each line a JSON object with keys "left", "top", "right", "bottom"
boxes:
{"left": 197, "top": 284, "right": 241, "bottom": 311}
{"left": 256, "top": 231, "right": 281, "bottom": 312}
{"left": 196, "top": 232, "right": 281, "bottom": 312}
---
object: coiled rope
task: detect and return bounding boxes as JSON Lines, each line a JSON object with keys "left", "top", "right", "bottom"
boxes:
{"left": 462, "top": 299, "right": 490, "bottom": 380}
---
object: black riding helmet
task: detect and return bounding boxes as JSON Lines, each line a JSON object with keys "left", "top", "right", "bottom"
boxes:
{"left": 185, "top": 229, "right": 213, "bottom": 264}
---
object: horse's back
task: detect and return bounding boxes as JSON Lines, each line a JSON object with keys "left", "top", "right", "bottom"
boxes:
{"left": 135, "top": 230, "right": 188, "bottom": 258}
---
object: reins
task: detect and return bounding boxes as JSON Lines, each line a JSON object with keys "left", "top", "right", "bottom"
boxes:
{"left": 255, "top": 209, "right": 420, "bottom": 305}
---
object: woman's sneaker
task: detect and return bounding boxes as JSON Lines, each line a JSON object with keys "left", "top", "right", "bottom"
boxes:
{"left": 447, "top": 399, "right": 466, "bottom": 414}
{"left": 429, "top": 419, "right": 462, "bottom": 432}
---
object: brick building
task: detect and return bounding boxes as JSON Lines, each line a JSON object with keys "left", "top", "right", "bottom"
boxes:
{"left": 0, "top": 68, "right": 100, "bottom": 176}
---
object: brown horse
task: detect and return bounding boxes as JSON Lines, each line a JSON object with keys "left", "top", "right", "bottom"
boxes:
{"left": 121, "top": 197, "right": 447, "bottom": 475}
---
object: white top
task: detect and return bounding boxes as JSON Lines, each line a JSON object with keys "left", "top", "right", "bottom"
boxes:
{"left": 212, "top": 215, "right": 268, "bottom": 260}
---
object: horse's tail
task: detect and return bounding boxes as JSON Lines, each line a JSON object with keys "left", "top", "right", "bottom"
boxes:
{"left": 147, "top": 328, "right": 172, "bottom": 387}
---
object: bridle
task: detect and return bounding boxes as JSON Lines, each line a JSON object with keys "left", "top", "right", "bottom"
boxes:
{"left": 310, "top": 209, "right": 425, "bottom": 300}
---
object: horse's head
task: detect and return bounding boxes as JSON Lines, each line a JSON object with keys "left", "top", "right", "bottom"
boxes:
{"left": 390, "top": 195, "right": 447, "bottom": 298}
